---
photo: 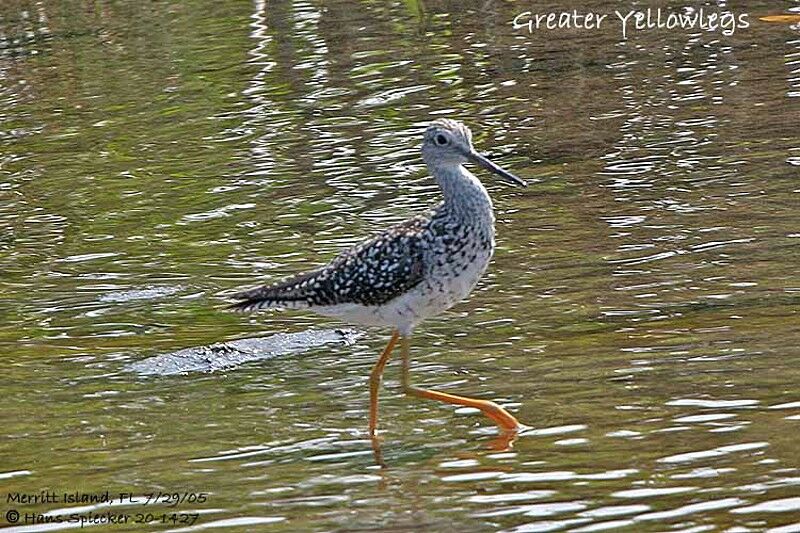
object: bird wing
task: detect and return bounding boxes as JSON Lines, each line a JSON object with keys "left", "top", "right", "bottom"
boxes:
{"left": 229, "top": 216, "right": 428, "bottom": 312}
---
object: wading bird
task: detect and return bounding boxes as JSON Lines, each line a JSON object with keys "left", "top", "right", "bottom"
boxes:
{"left": 230, "top": 119, "right": 526, "bottom": 441}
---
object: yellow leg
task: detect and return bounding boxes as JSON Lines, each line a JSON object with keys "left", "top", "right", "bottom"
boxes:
{"left": 400, "top": 336, "right": 520, "bottom": 432}
{"left": 369, "top": 330, "right": 400, "bottom": 437}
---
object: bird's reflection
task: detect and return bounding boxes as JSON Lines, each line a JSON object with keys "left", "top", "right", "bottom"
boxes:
{"left": 369, "top": 429, "right": 518, "bottom": 468}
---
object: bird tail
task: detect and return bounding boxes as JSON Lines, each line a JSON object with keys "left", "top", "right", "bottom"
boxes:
{"left": 228, "top": 270, "right": 322, "bottom": 313}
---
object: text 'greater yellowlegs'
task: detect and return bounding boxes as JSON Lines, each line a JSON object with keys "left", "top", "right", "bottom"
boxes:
{"left": 230, "top": 118, "right": 527, "bottom": 439}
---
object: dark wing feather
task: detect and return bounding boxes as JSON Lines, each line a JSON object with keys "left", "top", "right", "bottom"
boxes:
{"left": 229, "top": 217, "right": 427, "bottom": 312}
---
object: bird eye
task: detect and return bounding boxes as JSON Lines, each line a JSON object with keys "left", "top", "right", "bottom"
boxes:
{"left": 435, "top": 134, "right": 448, "bottom": 146}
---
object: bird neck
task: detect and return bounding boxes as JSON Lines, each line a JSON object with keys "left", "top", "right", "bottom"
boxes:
{"left": 429, "top": 162, "right": 493, "bottom": 219}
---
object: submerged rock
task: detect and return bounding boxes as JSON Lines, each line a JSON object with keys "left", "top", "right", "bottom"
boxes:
{"left": 126, "top": 328, "right": 363, "bottom": 376}
{"left": 99, "top": 285, "right": 183, "bottom": 303}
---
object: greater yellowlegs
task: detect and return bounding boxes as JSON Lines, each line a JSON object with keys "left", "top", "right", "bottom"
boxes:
{"left": 230, "top": 119, "right": 526, "bottom": 438}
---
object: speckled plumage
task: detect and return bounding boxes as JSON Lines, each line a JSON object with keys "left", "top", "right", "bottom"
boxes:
{"left": 230, "top": 118, "right": 523, "bottom": 336}
{"left": 232, "top": 216, "right": 429, "bottom": 309}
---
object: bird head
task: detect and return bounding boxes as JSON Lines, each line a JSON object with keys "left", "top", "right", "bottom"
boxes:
{"left": 422, "top": 119, "right": 526, "bottom": 186}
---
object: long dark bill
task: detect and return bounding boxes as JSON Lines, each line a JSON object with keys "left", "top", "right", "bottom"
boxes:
{"left": 467, "top": 150, "right": 527, "bottom": 187}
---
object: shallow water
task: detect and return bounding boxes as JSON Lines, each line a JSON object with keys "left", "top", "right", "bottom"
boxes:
{"left": 1, "top": 1, "right": 799, "bottom": 531}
